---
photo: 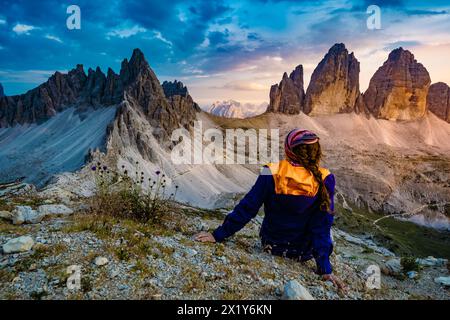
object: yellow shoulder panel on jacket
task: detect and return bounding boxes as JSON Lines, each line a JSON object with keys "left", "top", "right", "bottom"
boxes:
{"left": 267, "top": 160, "right": 331, "bottom": 196}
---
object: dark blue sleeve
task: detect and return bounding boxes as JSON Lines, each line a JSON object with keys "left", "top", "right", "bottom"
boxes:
{"left": 213, "top": 168, "right": 272, "bottom": 242}
{"left": 326, "top": 174, "right": 335, "bottom": 213}
{"left": 309, "top": 174, "right": 335, "bottom": 275}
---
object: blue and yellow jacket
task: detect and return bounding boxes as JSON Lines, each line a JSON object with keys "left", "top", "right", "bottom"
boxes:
{"left": 213, "top": 159, "right": 335, "bottom": 275}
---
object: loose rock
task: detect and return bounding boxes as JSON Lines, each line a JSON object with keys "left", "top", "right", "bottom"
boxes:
{"left": 384, "top": 258, "right": 402, "bottom": 275}
{"left": 12, "top": 206, "right": 43, "bottom": 225}
{"left": 0, "top": 210, "right": 12, "bottom": 220}
{"left": 283, "top": 280, "right": 315, "bottom": 300}
{"left": 37, "top": 204, "right": 74, "bottom": 216}
{"left": 94, "top": 256, "right": 109, "bottom": 266}
{"left": 3, "top": 236, "right": 34, "bottom": 253}
{"left": 434, "top": 277, "right": 450, "bottom": 287}
{"left": 416, "top": 256, "right": 448, "bottom": 267}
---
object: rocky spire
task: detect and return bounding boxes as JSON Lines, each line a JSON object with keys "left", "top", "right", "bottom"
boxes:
{"left": 119, "top": 48, "right": 149, "bottom": 85}
{"left": 304, "top": 43, "right": 362, "bottom": 115}
{"left": 110, "top": 51, "right": 200, "bottom": 147}
{"left": 0, "top": 83, "right": 4, "bottom": 97}
{"left": 82, "top": 67, "right": 106, "bottom": 106}
{"left": 267, "top": 65, "right": 305, "bottom": 114}
{"left": 363, "top": 47, "right": 431, "bottom": 121}
{"left": 427, "top": 82, "right": 450, "bottom": 122}
{"left": 162, "top": 80, "right": 189, "bottom": 98}
{"left": 162, "top": 80, "right": 201, "bottom": 126}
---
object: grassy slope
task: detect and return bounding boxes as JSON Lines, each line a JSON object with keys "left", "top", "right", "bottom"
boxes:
{"left": 334, "top": 203, "right": 450, "bottom": 259}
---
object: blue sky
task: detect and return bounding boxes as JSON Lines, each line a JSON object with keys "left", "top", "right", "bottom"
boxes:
{"left": 0, "top": 0, "right": 449, "bottom": 106}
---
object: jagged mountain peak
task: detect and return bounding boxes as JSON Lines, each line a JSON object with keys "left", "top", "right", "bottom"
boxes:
{"left": 289, "top": 65, "right": 303, "bottom": 87}
{"left": 208, "top": 100, "right": 266, "bottom": 118}
{"left": 267, "top": 65, "right": 305, "bottom": 114}
{"left": 75, "top": 64, "right": 85, "bottom": 73}
{"left": 364, "top": 47, "right": 430, "bottom": 120}
{"left": 388, "top": 47, "right": 414, "bottom": 62}
{"left": 304, "top": 43, "right": 361, "bottom": 115}
{"left": 162, "top": 80, "right": 189, "bottom": 98}
{"left": 130, "top": 48, "right": 148, "bottom": 67}
{"left": 119, "top": 48, "right": 151, "bottom": 84}
{"left": 328, "top": 42, "right": 347, "bottom": 54}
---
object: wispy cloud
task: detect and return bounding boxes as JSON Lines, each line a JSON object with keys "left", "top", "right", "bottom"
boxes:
{"left": 106, "top": 25, "right": 146, "bottom": 39}
{"left": 405, "top": 9, "right": 448, "bottom": 16}
{"left": 45, "top": 34, "right": 63, "bottom": 43}
{"left": 146, "top": 31, "right": 173, "bottom": 47}
{"left": 12, "top": 23, "right": 36, "bottom": 35}
{"left": 383, "top": 41, "right": 422, "bottom": 51}
{"left": 0, "top": 69, "right": 64, "bottom": 84}
{"left": 221, "top": 81, "right": 267, "bottom": 91}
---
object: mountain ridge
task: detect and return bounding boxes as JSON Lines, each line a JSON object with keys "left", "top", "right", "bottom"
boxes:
{"left": 207, "top": 100, "right": 267, "bottom": 118}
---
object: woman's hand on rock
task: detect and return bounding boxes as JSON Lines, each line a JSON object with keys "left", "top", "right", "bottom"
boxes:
{"left": 194, "top": 231, "right": 216, "bottom": 243}
{"left": 322, "top": 274, "right": 347, "bottom": 293}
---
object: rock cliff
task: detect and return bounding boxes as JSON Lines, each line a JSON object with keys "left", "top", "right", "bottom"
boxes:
{"left": 304, "top": 43, "right": 362, "bottom": 116}
{"left": 364, "top": 48, "right": 431, "bottom": 121}
{"left": 427, "top": 82, "right": 450, "bottom": 123}
{"left": 267, "top": 65, "right": 304, "bottom": 114}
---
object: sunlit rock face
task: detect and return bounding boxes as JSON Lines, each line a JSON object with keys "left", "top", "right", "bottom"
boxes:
{"left": 267, "top": 65, "right": 305, "bottom": 114}
{"left": 304, "top": 43, "right": 362, "bottom": 116}
{"left": 427, "top": 82, "right": 450, "bottom": 123}
{"left": 364, "top": 47, "right": 431, "bottom": 121}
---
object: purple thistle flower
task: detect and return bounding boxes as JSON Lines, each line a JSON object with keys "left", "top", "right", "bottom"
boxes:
{"left": 155, "top": 170, "right": 161, "bottom": 175}
{"left": 91, "top": 166, "right": 97, "bottom": 171}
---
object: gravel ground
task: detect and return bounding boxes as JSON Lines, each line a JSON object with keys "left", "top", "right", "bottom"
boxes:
{"left": 0, "top": 204, "right": 449, "bottom": 300}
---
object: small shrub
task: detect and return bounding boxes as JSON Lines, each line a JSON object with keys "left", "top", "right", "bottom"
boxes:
{"left": 30, "top": 290, "right": 48, "bottom": 300}
{"left": 89, "top": 162, "right": 179, "bottom": 224}
{"left": 115, "top": 246, "right": 131, "bottom": 261}
{"left": 81, "top": 276, "right": 93, "bottom": 293}
{"left": 401, "top": 256, "right": 420, "bottom": 272}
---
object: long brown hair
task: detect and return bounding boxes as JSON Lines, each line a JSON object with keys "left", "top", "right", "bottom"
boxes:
{"left": 292, "top": 142, "right": 330, "bottom": 212}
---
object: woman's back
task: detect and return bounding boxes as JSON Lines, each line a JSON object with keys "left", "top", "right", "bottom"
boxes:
{"left": 260, "top": 159, "right": 335, "bottom": 246}
{"left": 199, "top": 128, "right": 337, "bottom": 276}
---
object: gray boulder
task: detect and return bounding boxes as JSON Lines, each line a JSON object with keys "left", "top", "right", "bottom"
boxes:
{"left": 3, "top": 236, "right": 34, "bottom": 253}
{"left": 384, "top": 258, "right": 402, "bottom": 275}
{"left": 416, "top": 256, "right": 448, "bottom": 267}
{"left": 12, "top": 206, "right": 43, "bottom": 225}
{"left": 37, "top": 204, "right": 74, "bottom": 216}
{"left": 434, "top": 276, "right": 450, "bottom": 287}
{"left": 283, "top": 280, "right": 315, "bottom": 300}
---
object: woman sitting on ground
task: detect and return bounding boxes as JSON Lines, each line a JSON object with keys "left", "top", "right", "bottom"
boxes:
{"left": 195, "top": 129, "right": 345, "bottom": 290}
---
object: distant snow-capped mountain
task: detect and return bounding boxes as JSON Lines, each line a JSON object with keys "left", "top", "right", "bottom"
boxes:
{"left": 207, "top": 100, "right": 267, "bottom": 118}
